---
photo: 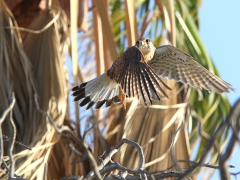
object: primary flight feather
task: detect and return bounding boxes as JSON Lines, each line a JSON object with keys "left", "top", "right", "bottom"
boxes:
{"left": 72, "top": 38, "right": 233, "bottom": 109}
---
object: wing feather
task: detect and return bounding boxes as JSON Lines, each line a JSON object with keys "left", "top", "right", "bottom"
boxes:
{"left": 72, "top": 72, "right": 120, "bottom": 109}
{"left": 139, "top": 64, "right": 152, "bottom": 105}
{"left": 148, "top": 45, "right": 233, "bottom": 93}
{"left": 141, "top": 65, "right": 160, "bottom": 101}
{"left": 132, "top": 65, "right": 138, "bottom": 98}
{"left": 111, "top": 46, "right": 170, "bottom": 106}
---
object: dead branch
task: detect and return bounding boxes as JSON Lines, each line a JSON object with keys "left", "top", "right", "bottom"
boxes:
{"left": 2, "top": 135, "right": 31, "bottom": 150}
{"left": 179, "top": 98, "right": 240, "bottom": 180}
{"left": 0, "top": 93, "right": 16, "bottom": 165}
{"left": 34, "top": 94, "right": 103, "bottom": 180}
{"left": 34, "top": 92, "right": 240, "bottom": 180}
{"left": 8, "top": 93, "right": 16, "bottom": 178}
{"left": 0, "top": 93, "right": 18, "bottom": 179}
{"left": 86, "top": 138, "right": 146, "bottom": 179}
{"left": 219, "top": 98, "right": 240, "bottom": 180}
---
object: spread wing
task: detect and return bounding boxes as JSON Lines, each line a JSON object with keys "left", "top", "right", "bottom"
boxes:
{"left": 72, "top": 72, "right": 121, "bottom": 110}
{"left": 147, "top": 45, "right": 233, "bottom": 93}
{"left": 108, "top": 46, "right": 171, "bottom": 106}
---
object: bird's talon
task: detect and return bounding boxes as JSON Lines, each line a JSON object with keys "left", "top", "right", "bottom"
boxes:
{"left": 118, "top": 88, "right": 126, "bottom": 110}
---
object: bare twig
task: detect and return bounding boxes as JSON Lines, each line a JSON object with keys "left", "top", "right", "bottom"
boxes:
{"left": 115, "top": 139, "right": 145, "bottom": 170}
{"left": 87, "top": 138, "right": 146, "bottom": 179}
{"left": 34, "top": 94, "right": 103, "bottom": 179}
{"left": 0, "top": 93, "right": 16, "bottom": 167}
{"left": 69, "top": 143, "right": 85, "bottom": 158}
{"left": 2, "top": 160, "right": 21, "bottom": 178}
{"left": 231, "top": 171, "right": 240, "bottom": 179}
{"left": 82, "top": 127, "right": 103, "bottom": 180}
{"left": 2, "top": 135, "right": 31, "bottom": 150}
{"left": 35, "top": 89, "right": 240, "bottom": 180}
{"left": 87, "top": 148, "right": 118, "bottom": 177}
{"left": 60, "top": 174, "right": 79, "bottom": 180}
{"left": 178, "top": 160, "right": 235, "bottom": 170}
{"left": 34, "top": 94, "right": 67, "bottom": 136}
{"left": 179, "top": 98, "right": 240, "bottom": 179}
{"left": 83, "top": 126, "right": 94, "bottom": 142}
{"left": 65, "top": 132, "right": 239, "bottom": 180}
{"left": 99, "top": 162, "right": 184, "bottom": 180}
{"left": 9, "top": 96, "right": 16, "bottom": 178}
{"left": 0, "top": 93, "right": 24, "bottom": 179}
{"left": 219, "top": 99, "right": 240, "bottom": 180}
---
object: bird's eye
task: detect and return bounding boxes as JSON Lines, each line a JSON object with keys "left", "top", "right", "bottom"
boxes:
{"left": 146, "top": 39, "right": 150, "bottom": 43}
{"left": 136, "top": 40, "right": 139, "bottom": 46}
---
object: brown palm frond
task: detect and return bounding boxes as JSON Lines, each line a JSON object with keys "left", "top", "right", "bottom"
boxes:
{"left": 105, "top": 85, "right": 190, "bottom": 170}
{"left": 6, "top": 3, "right": 68, "bottom": 179}
{"left": 0, "top": 0, "right": 36, "bottom": 154}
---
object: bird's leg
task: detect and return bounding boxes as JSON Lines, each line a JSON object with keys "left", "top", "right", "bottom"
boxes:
{"left": 118, "top": 87, "right": 126, "bottom": 110}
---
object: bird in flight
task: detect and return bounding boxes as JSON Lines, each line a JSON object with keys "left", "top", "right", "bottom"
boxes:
{"left": 72, "top": 38, "right": 233, "bottom": 110}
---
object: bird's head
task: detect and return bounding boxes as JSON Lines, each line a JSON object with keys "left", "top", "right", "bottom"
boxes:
{"left": 135, "top": 38, "right": 156, "bottom": 55}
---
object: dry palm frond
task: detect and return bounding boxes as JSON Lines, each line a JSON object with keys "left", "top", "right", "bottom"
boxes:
{"left": 104, "top": 84, "right": 190, "bottom": 171}
{"left": 0, "top": 0, "right": 36, "bottom": 154}
{"left": 100, "top": 2, "right": 191, "bottom": 176}
{"left": 69, "top": 0, "right": 81, "bottom": 141}
{"left": 4, "top": 3, "right": 69, "bottom": 179}
{"left": 93, "top": 0, "right": 118, "bottom": 61}
{"left": 92, "top": 0, "right": 107, "bottom": 158}
{"left": 124, "top": 0, "right": 138, "bottom": 45}
{"left": 68, "top": 0, "right": 121, "bottom": 163}
{"left": 23, "top": 7, "right": 68, "bottom": 126}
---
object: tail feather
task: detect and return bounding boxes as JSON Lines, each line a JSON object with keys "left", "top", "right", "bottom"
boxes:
{"left": 116, "top": 60, "right": 171, "bottom": 106}
{"left": 95, "top": 100, "right": 107, "bottom": 109}
{"left": 73, "top": 91, "right": 85, "bottom": 101}
{"left": 72, "top": 72, "right": 120, "bottom": 109}
{"left": 106, "top": 99, "right": 113, "bottom": 107}
{"left": 80, "top": 96, "right": 91, "bottom": 107}
{"left": 86, "top": 101, "right": 95, "bottom": 109}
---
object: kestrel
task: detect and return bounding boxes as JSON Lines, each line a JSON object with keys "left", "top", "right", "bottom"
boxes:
{"left": 72, "top": 38, "right": 233, "bottom": 109}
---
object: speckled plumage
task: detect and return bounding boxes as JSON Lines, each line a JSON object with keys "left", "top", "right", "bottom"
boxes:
{"left": 72, "top": 38, "right": 233, "bottom": 110}
{"left": 148, "top": 45, "right": 233, "bottom": 93}
{"left": 107, "top": 46, "right": 170, "bottom": 107}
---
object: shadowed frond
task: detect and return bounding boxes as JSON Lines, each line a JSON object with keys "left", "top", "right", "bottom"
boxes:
{"left": 0, "top": 0, "right": 36, "bottom": 153}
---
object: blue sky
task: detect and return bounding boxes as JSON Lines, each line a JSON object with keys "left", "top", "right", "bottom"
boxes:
{"left": 199, "top": 0, "right": 240, "bottom": 179}
{"left": 199, "top": 1, "right": 240, "bottom": 105}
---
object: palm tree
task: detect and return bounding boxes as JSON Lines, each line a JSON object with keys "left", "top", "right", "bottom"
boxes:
{"left": 0, "top": 0, "right": 232, "bottom": 179}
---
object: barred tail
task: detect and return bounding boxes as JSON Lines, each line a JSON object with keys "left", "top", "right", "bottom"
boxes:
{"left": 72, "top": 72, "right": 120, "bottom": 109}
